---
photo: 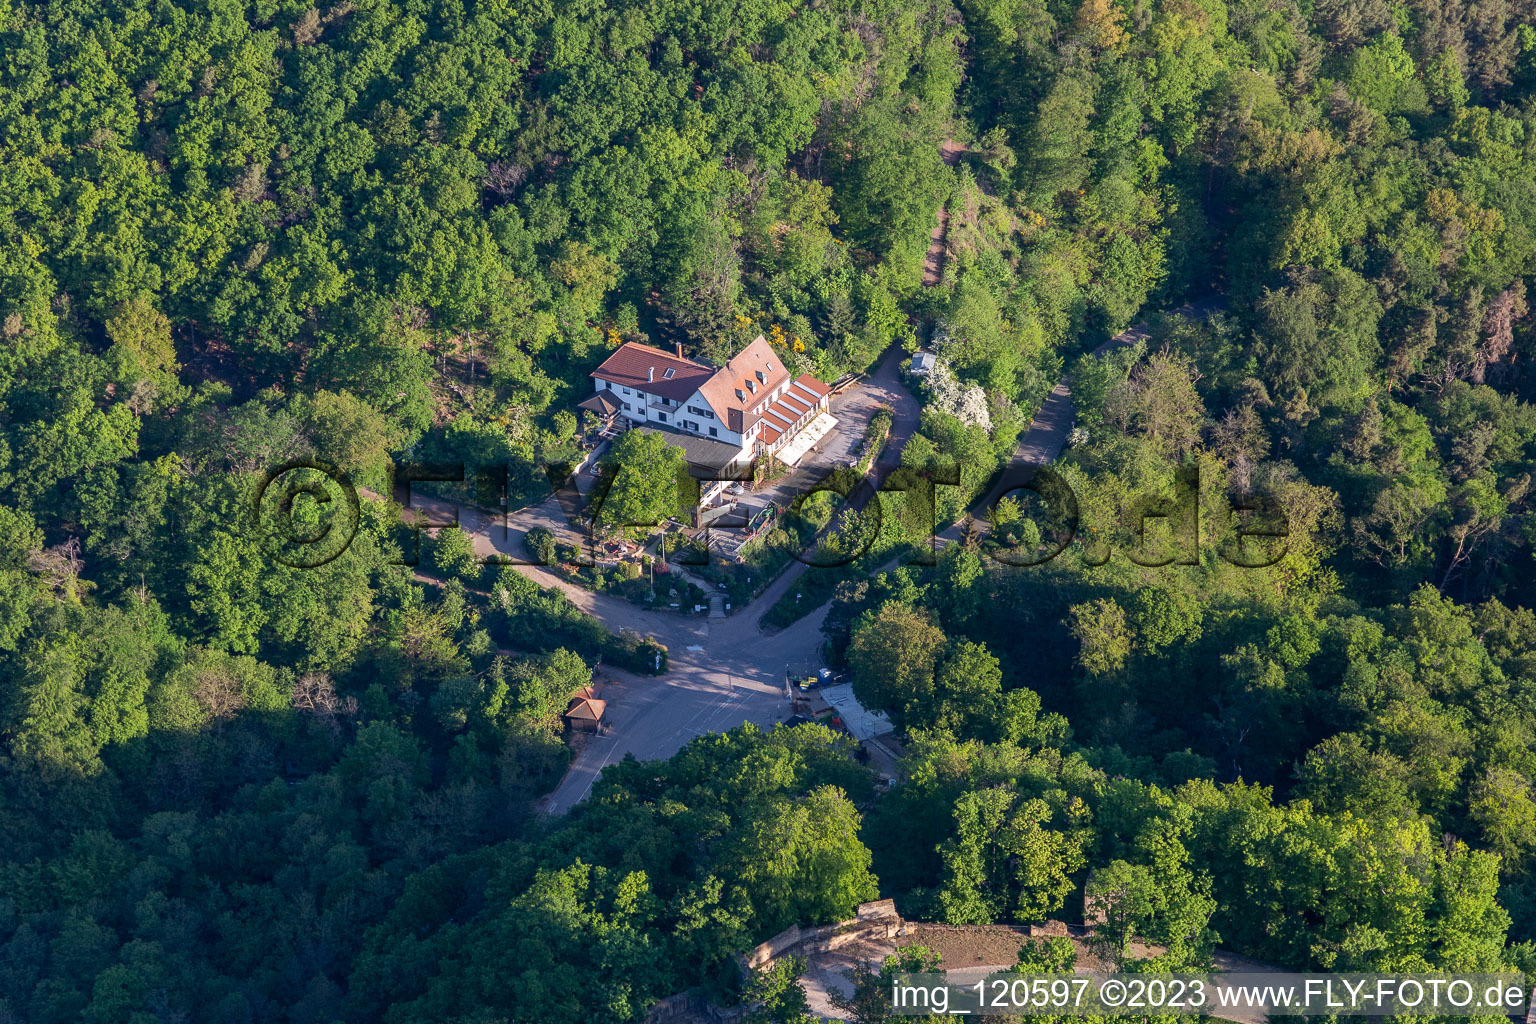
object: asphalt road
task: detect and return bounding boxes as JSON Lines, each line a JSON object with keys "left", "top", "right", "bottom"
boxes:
{"left": 539, "top": 590, "right": 840, "bottom": 815}
{"left": 409, "top": 298, "right": 1217, "bottom": 814}
{"left": 400, "top": 355, "right": 920, "bottom": 816}
{"left": 397, "top": 226, "right": 1217, "bottom": 816}
{"left": 947, "top": 298, "right": 1226, "bottom": 542}
{"left": 536, "top": 352, "right": 927, "bottom": 813}
{"left": 395, "top": 488, "right": 829, "bottom": 812}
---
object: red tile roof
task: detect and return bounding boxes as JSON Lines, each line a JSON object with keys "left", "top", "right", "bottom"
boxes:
{"left": 591, "top": 339, "right": 832, "bottom": 444}
{"left": 696, "top": 335, "right": 790, "bottom": 432}
{"left": 590, "top": 342, "right": 714, "bottom": 401}
{"left": 757, "top": 376, "right": 831, "bottom": 445}
{"left": 794, "top": 373, "right": 830, "bottom": 398}
{"left": 564, "top": 696, "right": 606, "bottom": 721}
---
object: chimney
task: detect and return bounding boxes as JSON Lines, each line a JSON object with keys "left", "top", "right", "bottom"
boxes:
{"left": 675, "top": 342, "right": 684, "bottom": 358}
{"left": 648, "top": 366, "right": 654, "bottom": 383}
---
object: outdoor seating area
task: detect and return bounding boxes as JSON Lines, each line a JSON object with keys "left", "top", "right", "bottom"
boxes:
{"left": 771, "top": 411, "right": 839, "bottom": 467}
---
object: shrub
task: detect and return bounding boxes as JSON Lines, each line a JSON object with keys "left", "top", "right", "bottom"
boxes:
{"left": 607, "top": 628, "right": 668, "bottom": 673}
{"left": 432, "top": 526, "right": 482, "bottom": 582}
{"left": 525, "top": 526, "right": 556, "bottom": 565}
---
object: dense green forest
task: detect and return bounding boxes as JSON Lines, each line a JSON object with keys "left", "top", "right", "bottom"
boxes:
{"left": 4, "top": 0, "right": 1536, "bottom": 1018}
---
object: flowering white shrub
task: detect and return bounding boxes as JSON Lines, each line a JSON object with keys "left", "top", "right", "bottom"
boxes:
{"left": 926, "top": 358, "right": 992, "bottom": 432}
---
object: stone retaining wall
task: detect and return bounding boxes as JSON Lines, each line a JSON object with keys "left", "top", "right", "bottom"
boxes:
{"left": 646, "top": 900, "right": 905, "bottom": 1022}
{"left": 739, "top": 899, "right": 903, "bottom": 972}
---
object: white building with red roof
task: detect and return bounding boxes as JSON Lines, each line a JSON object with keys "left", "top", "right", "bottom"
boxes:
{"left": 589, "top": 336, "right": 836, "bottom": 487}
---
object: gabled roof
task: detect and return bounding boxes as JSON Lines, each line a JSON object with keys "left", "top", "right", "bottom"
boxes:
{"left": 696, "top": 335, "right": 791, "bottom": 432}
{"left": 590, "top": 342, "right": 714, "bottom": 401}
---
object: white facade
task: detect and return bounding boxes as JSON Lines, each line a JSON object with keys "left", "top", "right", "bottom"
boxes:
{"left": 589, "top": 340, "right": 832, "bottom": 473}
{"left": 593, "top": 377, "right": 750, "bottom": 454}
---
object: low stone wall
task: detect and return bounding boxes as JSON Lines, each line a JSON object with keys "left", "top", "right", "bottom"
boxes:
{"left": 742, "top": 924, "right": 806, "bottom": 971}
{"left": 643, "top": 989, "right": 747, "bottom": 1024}
{"left": 739, "top": 899, "right": 902, "bottom": 972}
{"left": 649, "top": 900, "right": 904, "bottom": 1022}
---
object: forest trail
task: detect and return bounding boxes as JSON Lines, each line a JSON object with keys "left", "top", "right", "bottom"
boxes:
{"left": 921, "top": 139, "right": 967, "bottom": 286}
{"left": 937, "top": 297, "right": 1226, "bottom": 545}
{"left": 921, "top": 207, "right": 949, "bottom": 286}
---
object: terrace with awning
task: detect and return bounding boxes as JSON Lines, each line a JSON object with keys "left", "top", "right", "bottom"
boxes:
{"left": 755, "top": 375, "right": 834, "bottom": 466}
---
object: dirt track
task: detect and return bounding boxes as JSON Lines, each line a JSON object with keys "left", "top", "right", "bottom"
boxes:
{"left": 920, "top": 139, "right": 967, "bottom": 287}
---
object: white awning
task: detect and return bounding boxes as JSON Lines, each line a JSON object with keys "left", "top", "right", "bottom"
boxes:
{"left": 818, "top": 683, "right": 893, "bottom": 741}
{"left": 772, "top": 411, "right": 838, "bottom": 467}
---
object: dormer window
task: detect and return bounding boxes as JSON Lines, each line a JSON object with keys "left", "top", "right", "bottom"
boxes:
{"left": 746, "top": 379, "right": 757, "bottom": 393}
{"left": 735, "top": 389, "right": 745, "bottom": 401}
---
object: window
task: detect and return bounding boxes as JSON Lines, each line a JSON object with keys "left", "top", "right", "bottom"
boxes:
{"left": 623, "top": 402, "right": 632, "bottom": 411}
{"left": 658, "top": 412, "right": 667, "bottom": 423}
{"left": 621, "top": 387, "right": 631, "bottom": 395}
{"left": 708, "top": 427, "right": 718, "bottom": 437}
{"left": 605, "top": 380, "right": 612, "bottom": 390}
{"left": 662, "top": 368, "right": 676, "bottom": 379}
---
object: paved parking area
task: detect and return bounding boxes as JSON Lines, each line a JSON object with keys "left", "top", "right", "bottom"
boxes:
{"left": 748, "top": 369, "right": 910, "bottom": 511}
